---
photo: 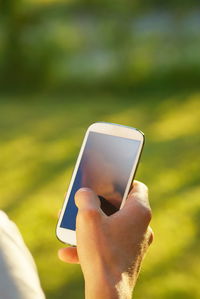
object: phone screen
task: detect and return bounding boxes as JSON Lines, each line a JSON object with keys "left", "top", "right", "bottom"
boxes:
{"left": 60, "top": 131, "right": 141, "bottom": 230}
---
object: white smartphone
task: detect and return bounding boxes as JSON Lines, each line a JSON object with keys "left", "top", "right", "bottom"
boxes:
{"left": 56, "top": 122, "right": 144, "bottom": 245}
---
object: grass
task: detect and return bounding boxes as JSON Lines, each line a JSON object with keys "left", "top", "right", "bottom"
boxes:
{"left": 0, "top": 90, "right": 200, "bottom": 298}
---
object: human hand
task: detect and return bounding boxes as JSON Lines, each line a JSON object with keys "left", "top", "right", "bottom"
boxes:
{"left": 58, "top": 181, "right": 153, "bottom": 299}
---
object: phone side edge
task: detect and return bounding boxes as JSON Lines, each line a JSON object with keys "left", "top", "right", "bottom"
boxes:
{"left": 120, "top": 131, "right": 145, "bottom": 209}
{"left": 56, "top": 127, "right": 92, "bottom": 245}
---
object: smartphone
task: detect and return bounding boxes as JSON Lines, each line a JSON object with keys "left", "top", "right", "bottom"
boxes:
{"left": 56, "top": 122, "right": 144, "bottom": 245}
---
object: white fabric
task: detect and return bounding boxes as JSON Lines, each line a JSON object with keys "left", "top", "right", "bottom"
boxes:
{"left": 0, "top": 211, "right": 45, "bottom": 299}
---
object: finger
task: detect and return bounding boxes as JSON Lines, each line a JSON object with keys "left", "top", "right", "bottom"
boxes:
{"left": 127, "top": 181, "right": 150, "bottom": 212}
{"left": 75, "top": 188, "right": 101, "bottom": 211}
{"left": 130, "top": 180, "right": 148, "bottom": 196}
{"left": 131, "top": 179, "right": 140, "bottom": 188}
{"left": 117, "top": 181, "right": 152, "bottom": 229}
{"left": 58, "top": 247, "right": 79, "bottom": 264}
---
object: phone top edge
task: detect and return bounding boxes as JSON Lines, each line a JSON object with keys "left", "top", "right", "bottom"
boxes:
{"left": 89, "top": 121, "right": 144, "bottom": 133}
{"left": 88, "top": 122, "right": 145, "bottom": 140}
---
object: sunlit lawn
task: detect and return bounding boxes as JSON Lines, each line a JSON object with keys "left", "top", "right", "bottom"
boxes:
{"left": 0, "top": 91, "right": 200, "bottom": 298}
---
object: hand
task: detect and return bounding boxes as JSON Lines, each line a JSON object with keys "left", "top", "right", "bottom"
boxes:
{"left": 58, "top": 181, "right": 153, "bottom": 299}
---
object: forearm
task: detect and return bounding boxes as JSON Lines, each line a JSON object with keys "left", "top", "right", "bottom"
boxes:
{"left": 84, "top": 272, "right": 133, "bottom": 299}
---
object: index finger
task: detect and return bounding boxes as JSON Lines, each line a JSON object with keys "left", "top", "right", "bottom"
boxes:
{"left": 130, "top": 180, "right": 148, "bottom": 195}
{"left": 115, "top": 181, "right": 152, "bottom": 231}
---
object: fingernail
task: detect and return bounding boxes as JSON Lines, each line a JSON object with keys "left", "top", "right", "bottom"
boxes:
{"left": 79, "top": 187, "right": 91, "bottom": 192}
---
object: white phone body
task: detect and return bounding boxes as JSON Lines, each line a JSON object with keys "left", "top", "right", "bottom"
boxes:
{"left": 56, "top": 122, "right": 144, "bottom": 246}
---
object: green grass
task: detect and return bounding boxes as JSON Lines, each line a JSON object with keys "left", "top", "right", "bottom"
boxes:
{"left": 0, "top": 91, "right": 200, "bottom": 298}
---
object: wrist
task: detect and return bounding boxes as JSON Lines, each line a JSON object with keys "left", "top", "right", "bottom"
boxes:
{"left": 85, "top": 279, "right": 119, "bottom": 299}
{"left": 84, "top": 271, "right": 133, "bottom": 299}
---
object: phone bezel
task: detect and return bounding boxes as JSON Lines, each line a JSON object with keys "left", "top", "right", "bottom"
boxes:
{"left": 56, "top": 122, "right": 144, "bottom": 246}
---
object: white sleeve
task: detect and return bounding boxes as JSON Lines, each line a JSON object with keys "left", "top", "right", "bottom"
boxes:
{"left": 0, "top": 211, "right": 45, "bottom": 299}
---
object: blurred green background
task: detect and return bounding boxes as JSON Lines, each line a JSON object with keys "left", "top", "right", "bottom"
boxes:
{"left": 0, "top": 0, "right": 200, "bottom": 298}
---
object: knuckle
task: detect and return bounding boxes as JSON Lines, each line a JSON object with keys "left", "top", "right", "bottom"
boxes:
{"left": 147, "top": 227, "right": 154, "bottom": 245}
{"left": 148, "top": 231, "right": 154, "bottom": 245}
{"left": 78, "top": 208, "right": 100, "bottom": 221}
{"left": 138, "top": 204, "right": 152, "bottom": 224}
{"left": 143, "top": 206, "right": 152, "bottom": 222}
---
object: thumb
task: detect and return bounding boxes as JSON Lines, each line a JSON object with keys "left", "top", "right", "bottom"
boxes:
{"left": 74, "top": 188, "right": 104, "bottom": 232}
{"left": 75, "top": 187, "right": 101, "bottom": 212}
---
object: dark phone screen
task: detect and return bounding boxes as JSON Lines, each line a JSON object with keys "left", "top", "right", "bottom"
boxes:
{"left": 60, "top": 131, "right": 141, "bottom": 230}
